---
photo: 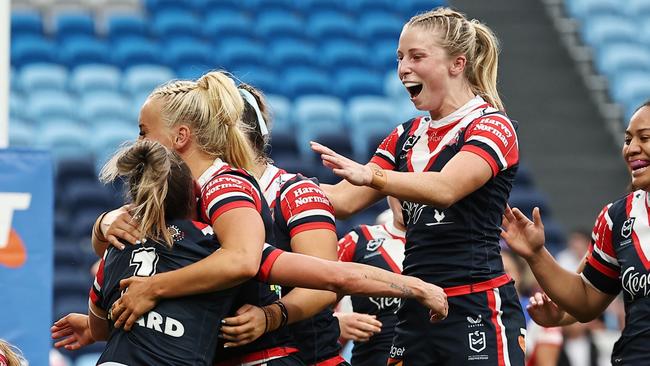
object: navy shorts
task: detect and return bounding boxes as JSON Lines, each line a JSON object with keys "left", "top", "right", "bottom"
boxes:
{"left": 387, "top": 282, "right": 526, "bottom": 366}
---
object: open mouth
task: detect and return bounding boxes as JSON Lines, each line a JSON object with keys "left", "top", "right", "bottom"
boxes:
{"left": 404, "top": 82, "right": 423, "bottom": 98}
{"left": 630, "top": 160, "right": 650, "bottom": 175}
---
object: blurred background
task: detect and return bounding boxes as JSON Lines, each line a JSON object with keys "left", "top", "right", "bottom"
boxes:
{"left": 1, "top": 0, "right": 641, "bottom": 364}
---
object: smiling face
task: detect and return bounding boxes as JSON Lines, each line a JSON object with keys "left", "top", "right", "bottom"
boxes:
{"left": 624, "top": 105, "right": 650, "bottom": 191}
{"left": 397, "top": 26, "right": 454, "bottom": 114}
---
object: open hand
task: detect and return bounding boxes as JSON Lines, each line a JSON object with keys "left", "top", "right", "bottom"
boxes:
{"left": 501, "top": 206, "right": 545, "bottom": 260}
{"left": 103, "top": 205, "right": 143, "bottom": 250}
{"left": 51, "top": 313, "right": 94, "bottom": 350}
{"left": 112, "top": 276, "right": 159, "bottom": 331}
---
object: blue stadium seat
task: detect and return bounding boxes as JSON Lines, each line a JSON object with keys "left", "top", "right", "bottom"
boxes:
{"left": 70, "top": 64, "right": 121, "bottom": 94}
{"left": 359, "top": 13, "right": 404, "bottom": 42}
{"left": 11, "top": 36, "right": 57, "bottom": 67}
{"left": 19, "top": 63, "right": 68, "bottom": 92}
{"left": 8, "top": 120, "right": 34, "bottom": 148}
{"left": 164, "top": 39, "right": 213, "bottom": 75}
{"left": 283, "top": 67, "right": 332, "bottom": 97}
{"left": 384, "top": 71, "right": 408, "bottom": 100}
{"left": 269, "top": 39, "right": 318, "bottom": 69}
{"left": 395, "top": 98, "right": 421, "bottom": 122}
{"left": 55, "top": 13, "right": 96, "bottom": 41}
{"left": 106, "top": 14, "right": 148, "bottom": 42}
{"left": 610, "top": 71, "right": 650, "bottom": 107}
{"left": 145, "top": 0, "right": 189, "bottom": 14}
{"left": 203, "top": 11, "right": 252, "bottom": 41}
{"left": 320, "top": 40, "right": 369, "bottom": 72}
{"left": 298, "top": 0, "right": 347, "bottom": 13}
{"left": 10, "top": 66, "right": 18, "bottom": 93}
{"left": 152, "top": 11, "right": 202, "bottom": 40}
{"left": 508, "top": 187, "right": 552, "bottom": 218}
{"left": 335, "top": 68, "right": 384, "bottom": 99}
{"left": 348, "top": 0, "right": 398, "bottom": 14}
{"left": 37, "top": 119, "right": 91, "bottom": 161}
{"left": 92, "top": 125, "right": 138, "bottom": 171}
{"left": 513, "top": 162, "right": 535, "bottom": 188}
{"left": 60, "top": 37, "right": 110, "bottom": 68}
{"left": 256, "top": 11, "right": 305, "bottom": 42}
{"left": 398, "top": 0, "right": 448, "bottom": 16}
{"left": 348, "top": 96, "right": 396, "bottom": 160}
{"left": 271, "top": 155, "right": 318, "bottom": 178}
{"left": 565, "top": 0, "right": 625, "bottom": 20}
{"left": 217, "top": 39, "right": 267, "bottom": 70}
{"left": 307, "top": 12, "right": 358, "bottom": 43}
{"left": 265, "top": 94, "right": 292, "bottom": 133}
{"left": 11, "top": 11, "right": 43, "bottom": 38}
{"left": 294, "top": 95, "right": 344, "bottom": 127}
{"left": 581, "top": 15, "right": 636, "bottom": 48}
{"left": 630, "top": 0, "right": 650, "bottom": 18}
{"left": 595, "top": 43, "right": 650, "bottom": 78}
{"left": 249, "top": 0, "right": 296, "bottom": 14}
{"left": 233, "top": 66, "right": 280, "bottom": 96}
{"left": 80, "top": 91, "right": 132, "bottom": 125}
{"left": 373, "top": 40, "right": 398, "bottom": 72}
{"left": 54, "top": 245, "right": 87, "bottom": 270}
{"left": 269, "top": 130, "right": 298, "bottom": 157}
{"left": 64, "top": 180, "right": 115, "bottom": 214}
{"left": 122, "top": 64, "right": 175, "bottom": 96}
{"left": 312, "top": 130, "right": 354, "bottom": 166}
{"left": 56, "top": 156, "right": 98, "bottom": 192}
{"left": 28, "top": 91, "right": 79, "bottom": 122}
{"left": 9, "top": 94, "right": 25, "bottom": 120}
{"left": 189, "top": 0, "right": 242, "bottom": 13}
{"left": 113, "top": 38, "right": 162, "bottom": 68}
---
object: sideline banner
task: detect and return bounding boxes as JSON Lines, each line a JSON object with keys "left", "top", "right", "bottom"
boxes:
{"left": 0, "top": 149, "right": 53, "bottom": 365}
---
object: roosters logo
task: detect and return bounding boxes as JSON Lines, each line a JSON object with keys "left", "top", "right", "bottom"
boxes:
{"left": 0, "top": 193, "right": 31, "bottom": 268}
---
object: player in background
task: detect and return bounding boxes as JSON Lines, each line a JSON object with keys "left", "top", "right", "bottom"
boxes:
{"left": 500, "top": 101, "right": 650, "bottom": 366}
{"left": 217, "top": 84, "right": 346, "bottom": 366}
{"left": 335, "top": 196, "right": 406, "bottom": 366}
{"left": 310, "top": 7, "right": 526, "bottom": 365}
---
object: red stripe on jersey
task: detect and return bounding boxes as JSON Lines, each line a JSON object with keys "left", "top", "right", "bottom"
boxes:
{"left": 202, "top": 174, "right": 261, "bottom": 213}
{"left": 337, "top": 232, "right": 358, "bottom": 262}
{"left": 89, "top": 286, "right": 99, "bottom": 305}
{"left": 631, "top": 230, "right": 650, "bottom": 270}
{"left": 587, "top": 254, "right": 619, "bottom": 278}
{"left": 264, "top": 169, "right": 285, "bottom": 194}
{"left": 378, "top": 246, "right": 401, "bottom": 273}
{"left": 209, "top": 201, "right": 257, "bottom": 224}
{"left": 592, "top": 204, "right": 615, "bottom": 258}
{"left": 280, "top": 182, "right": 333, "bottom": 222}
{"left": 462, "top": 144, "right": 500, "bottom": 176}
{"left": 192, "top": 221, "right": 209, "bottom": 231}
{"left": 89, "top": 257, "right": 106, "bottom": 305}
{"left": 464, "top": 114, "right": 518, "bottom": 171}
{"left": 359, "top": 225, "right": 374, "bottom": 242}
{"left": 370, "top": 155, "right": 395, "bottom": 170}
{"left": 289, "top": 222, "right": 336, "bottom": 237}
{"left": 487, "top": 290, "right": 506, "bottom": 366}
{"left": 256, "top": 249, "right": 284, "bottom": 283}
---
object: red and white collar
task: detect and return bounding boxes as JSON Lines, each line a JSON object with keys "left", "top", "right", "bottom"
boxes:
{"left": 196, "top": 158, "right": 228, "bottom": 188}
{"left": 425, "top": 95, "right": 487, "bottom": 129}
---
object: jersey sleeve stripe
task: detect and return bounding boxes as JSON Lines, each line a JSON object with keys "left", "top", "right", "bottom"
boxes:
{"left": 206, "top": 191, "right": 256, "bottom": 216}
{"left": 256, "top": 245, "right": 284, "bottom": 282}
{"left": 375, "top": 148, "right": 395, "bottom": 164}
{"left": 287, "top": 208, "right": 336, "bottom": 226}
{"left": 289, "top": 221, "right": 336, "bottom": 237}
{"left": 209, "top": 201, "right": 257, "bottom": 223}
{"left": 466, "top": 135, "right": 508, "bottom": 168}
{"left": 370, "top": 155, "right": 395, "bottom": 169}
{"left": 581, "top": 268, "right": 620, "bottom": 295}
{"left": 586, "top": 254, "right": 619, "bottom": 279}
{"left": 462, "top": 144, "right": 499, "bottom": 176}
{"left": 593, "top": 244, "right": 619, "bottom": 267}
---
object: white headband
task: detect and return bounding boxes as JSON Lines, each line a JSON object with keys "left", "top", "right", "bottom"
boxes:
{"left": 239, "top": 88, "right": 269, "bottom": 136}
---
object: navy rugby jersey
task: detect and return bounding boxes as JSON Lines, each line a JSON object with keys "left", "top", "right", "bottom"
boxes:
{"left": 195, "top": 159, "right": 296, "bottom": 362}
{"left": 370, "top": 96, "right": 519, "bottom": 287}
{"left": 91, "top": 221, "right": 285, "bottom": 366}
{"left": 338, "top": 222, "right": 405, "bottom": 365}
{"left": 258, "top": 164, "right": 341, "bottom": 364}
{"left": 583, "top": 190, "right": 650, "bottom": 363}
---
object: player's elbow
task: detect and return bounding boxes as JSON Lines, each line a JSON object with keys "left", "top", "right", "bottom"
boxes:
{"left": 328, "top": 263, "right": 360, "bottom": 295}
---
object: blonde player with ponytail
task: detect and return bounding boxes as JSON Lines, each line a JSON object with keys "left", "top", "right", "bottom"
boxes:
{"left": 311, "top": 7, "right": 526, "bottom": 365}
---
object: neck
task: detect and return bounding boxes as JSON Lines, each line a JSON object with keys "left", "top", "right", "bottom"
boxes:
{"left": 181, "top": 149, "right": 215, "bottom": 180}
{"left": 250, "top": 158, "right": 267, "bottom": 179}
{"left": 429, "top": 83, "right": 475, "bottom": 120}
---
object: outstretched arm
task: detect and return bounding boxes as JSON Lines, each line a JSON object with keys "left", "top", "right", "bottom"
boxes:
{"left": 312, "top": 142, "right": 492, "bottom": 209}
{"left": 501, "top": 206, "right": 615, "bottom": 322}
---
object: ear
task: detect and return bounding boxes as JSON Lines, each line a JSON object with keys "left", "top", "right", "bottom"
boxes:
{"left": 449, "top": 54, "right": 467, "bottom": 77}
{"left": 173, "top": 125, "right": 191, "bottom": 151}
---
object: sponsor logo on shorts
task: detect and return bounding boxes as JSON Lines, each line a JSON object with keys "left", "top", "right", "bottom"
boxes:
{"left": 468, "top": 330, "right": 486, "bottom": 353}
{"left": 466, "top": 314, "right": 483, "bottom": 328}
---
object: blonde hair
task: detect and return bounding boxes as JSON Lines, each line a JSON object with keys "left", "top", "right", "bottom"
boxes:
{"left": 149, "top": 70, "right": 255, "bottom": 170}
{"left": 100, "top": 140, "right": 194, "bottom": 247}
{"left": 406, "top": 7, "right": 504, "bottom": 111}
{"left": 0, "top": 339, "right": 26, "bottom": 366}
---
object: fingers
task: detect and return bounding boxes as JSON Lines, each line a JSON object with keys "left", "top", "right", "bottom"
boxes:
{"left": 123, "top": 313, "right": 140, "bottom": 331}
{"left": 107, "top": 235, "right": 126, "bottom": 250}
{"left": 532, "top": 207, "right": 544, "bottom": 228}
{"left": 220, "top": 324, "right": 254, "bottom": 340}
{"left": 53, "top": 337, "right": 75, "bottom": 349}
{"left": 51, "top": 327, "right": 73, "bottom": 339}
{"left": 111, "top": 301, "right": 126, "bottom": 326}
{"left": 310, "top": 141, "right": 337, "bottom": 156}
{"left": 109, "top": 228, "right": 140, "bottom": 246}
{"left": 119, "top": 277, "right": 133, "bottom": 290}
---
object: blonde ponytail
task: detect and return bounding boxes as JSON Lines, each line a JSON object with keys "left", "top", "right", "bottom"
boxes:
{"left": 150, "top": 70, "right": 256, "bottom": 170}
{"left": 406, "top": 7, "right": 504, "bottom": 111}
{"left": 100, "top": 140, "right": 193, "bottom": 247}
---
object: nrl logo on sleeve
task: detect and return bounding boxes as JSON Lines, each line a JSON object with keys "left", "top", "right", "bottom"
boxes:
{"left": 366, "top": 238, "right": 385, "bottom": 252}
{"left": 622, "top": 218, "right": 635, "bottom": 239}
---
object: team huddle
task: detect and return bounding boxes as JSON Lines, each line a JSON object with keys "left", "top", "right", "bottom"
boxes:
{"left": 48, "top": 6, "right": 650, "bottom": 366}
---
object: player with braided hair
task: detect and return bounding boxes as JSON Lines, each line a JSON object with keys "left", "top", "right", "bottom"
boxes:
{"left": 311, "top": 7, "right": 526, "bottom": 365}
